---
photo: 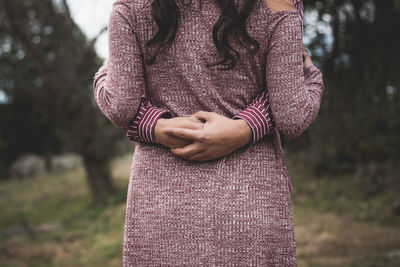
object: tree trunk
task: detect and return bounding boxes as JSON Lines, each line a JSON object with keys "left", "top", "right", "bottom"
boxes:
{"left": 82, "top": 155, "right": 116, "bottom": 204}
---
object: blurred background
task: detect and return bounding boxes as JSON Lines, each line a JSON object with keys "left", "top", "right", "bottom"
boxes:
{"left": 0, "top": 0, "right": 399, "bottom": 266}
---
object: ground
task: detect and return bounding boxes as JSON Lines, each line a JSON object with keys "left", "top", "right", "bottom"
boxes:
{"left": 0, "top": 153, "right": 399, "bottom": 266}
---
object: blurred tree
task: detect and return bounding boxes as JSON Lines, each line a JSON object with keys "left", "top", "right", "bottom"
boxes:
{"left": 0, "top": 0, "right": 124, "bottom": 203}
{"left": 287, "top": 0, "right": 400, "bottom": 179}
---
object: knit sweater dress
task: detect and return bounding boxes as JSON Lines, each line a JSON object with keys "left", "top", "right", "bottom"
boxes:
{"left": 92, "top": 0, "right": 324, "bottom": 265}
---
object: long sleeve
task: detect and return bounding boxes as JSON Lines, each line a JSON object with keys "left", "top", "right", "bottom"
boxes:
{"left": 293, "top": 0, "right": 304, "bottom": 34}
{"left": 266, "top": 13, "right": 324, "bottom": 139}
{"left": 125, "top": 96, "right": 172, "bottom": 143}
{"left": 231, "top": 90, "right": 273, "bottom": 144}
{"left": 230, "top": 0, "right": 305, "bottom": 144}
{"left": 92, "top": 1, "right": 147, "bottom": 133}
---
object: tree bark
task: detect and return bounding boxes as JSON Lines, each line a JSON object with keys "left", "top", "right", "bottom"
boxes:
{"left": 83, "top": 155, "right": 116, "bottom": 204}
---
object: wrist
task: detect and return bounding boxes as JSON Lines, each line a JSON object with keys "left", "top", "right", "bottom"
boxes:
{"left": 154, "top": 118, "right": 167, "bottom": 145}
{"left": 233, "top": 119, "right": 252, "bottom": 148}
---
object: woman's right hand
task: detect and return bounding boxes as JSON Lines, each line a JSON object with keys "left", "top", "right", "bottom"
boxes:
{"left": 154, "top": 116, "right": 205, "bottom": 148}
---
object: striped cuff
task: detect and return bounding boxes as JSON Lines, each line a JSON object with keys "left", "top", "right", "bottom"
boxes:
{"left": 126, "top": 98, "right": 172, "bottom": 143}
{"left": 232, "top": 91, "right": 273, "bottom": 144}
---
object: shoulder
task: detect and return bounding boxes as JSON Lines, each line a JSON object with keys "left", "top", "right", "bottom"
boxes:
{"left": 265, "top": 4, "right": 302, "bottom": 45}
{"left": 110, "top": 0, "right": 147, "bottom": 29}
{"left": 111, "top": 0, "right": 152, "bottom": 23}
{"left": 265, "top": 0, "right": 297, "bottom": 12}
{"left": 268, "top": 13, "right": 301, "bottom": 40}
{"left": 264, "top": 0, "right": 300, "bottom": 28}
{"left": 112, "top": 0, "right": 150, "bottom": 11}
{"left": 264, "top": 0, "right": 300, "bottom": 29}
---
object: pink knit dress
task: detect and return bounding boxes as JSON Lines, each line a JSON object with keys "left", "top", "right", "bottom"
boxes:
{"left": 93, "top": 0, "right": 324, "bottom": 265}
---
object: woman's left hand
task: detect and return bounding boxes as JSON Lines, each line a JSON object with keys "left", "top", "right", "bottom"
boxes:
{"left": 163, "top": 111, "right": 252, "bottom": 161}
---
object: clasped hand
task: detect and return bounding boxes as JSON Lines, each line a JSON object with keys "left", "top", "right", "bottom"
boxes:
{"left": 154, "top": 111, "right": 252, "bottom": 162}
{"left": 153, "top": 44, "right": 312, "bottom": 162}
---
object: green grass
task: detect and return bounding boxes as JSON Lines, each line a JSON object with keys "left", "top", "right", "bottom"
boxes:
{"left": 0, "top": 154, "right": 131, "bottom": 267}
{"left": 0, "top": 153, "right": 399, "bottom": 266}
{"left": 287, "top": 157, "right": 400, "bottom": 266}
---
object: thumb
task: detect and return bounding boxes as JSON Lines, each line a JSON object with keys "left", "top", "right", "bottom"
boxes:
{"left": 193, "top": 110, "right": 213, "bottom": 122}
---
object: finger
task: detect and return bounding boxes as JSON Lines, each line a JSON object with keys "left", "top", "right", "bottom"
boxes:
{"left": 164, "top": 137, "right": 193, "bottom": 149}
{"left": 164, "top": 127, "right": 201, "bottom": 140}
{"left": 170, "top": 142, "right": 206, "bottom": 159}
{"left": 187, "top": 115, "right": 204, "bottom": 124}
{"left": 188, "top": 151, "right": 210, "bottom": 162}
{"left": 184, "top": 117, "right": 205, "bottom": 130}
{"left": 193, "top": 110, "right": 213, "bottom": 122}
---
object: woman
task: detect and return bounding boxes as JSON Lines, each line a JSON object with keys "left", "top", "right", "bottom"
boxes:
{"left": 93, "top": 0, "right": 323, "bottom": 265}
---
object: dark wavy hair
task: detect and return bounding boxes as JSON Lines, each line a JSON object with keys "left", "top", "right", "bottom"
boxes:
{"left": 144, "top": 0, "right": 260, "bottom": 70}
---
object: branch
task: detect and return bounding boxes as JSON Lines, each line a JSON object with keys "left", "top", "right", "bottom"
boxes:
{"left": 2, "top": 0, "right": 50, "bottom": 79}
{"left": 90, "top": 26, "right": 108, "bottom": 46}
{"left": 61, "top": 0, "right": 72, "bottom": 21}
{"left": 2, "top": 0, "right": 62, "bottom": 114}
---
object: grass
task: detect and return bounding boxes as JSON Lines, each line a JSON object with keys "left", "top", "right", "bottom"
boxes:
{"left": 0, "top": 153, "right": 399, "bottom": 266}
{"left": 0, "top": 154, "right": 131, "bottom": 267}
{"left": 287, "top": 156, "right": 400, "bottom": 266}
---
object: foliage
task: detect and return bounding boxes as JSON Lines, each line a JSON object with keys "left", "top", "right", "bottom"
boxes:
{"left": 0, "top": 0, "right": 123, "bottom": 202}
{"left": 286, "top": 0, "right": 400, "bottom": 178}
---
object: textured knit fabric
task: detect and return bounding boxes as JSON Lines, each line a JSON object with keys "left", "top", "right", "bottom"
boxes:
{"left": 293, "top": 0, "right": 304, "bottom": 30}
{"left": 92, "top": 0, "right": 324, "bottom": 265}
{"left": 121, "top": 0, "right": 304, "bottom": 145}
{"left": 94, "top": 67, "right": 172, "bottom": 143}
{"left": 232, "top": 90, "right": 273, "bottom": 144}
{"left": 126, "top": 95, "right": 172, "bottom": 143}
